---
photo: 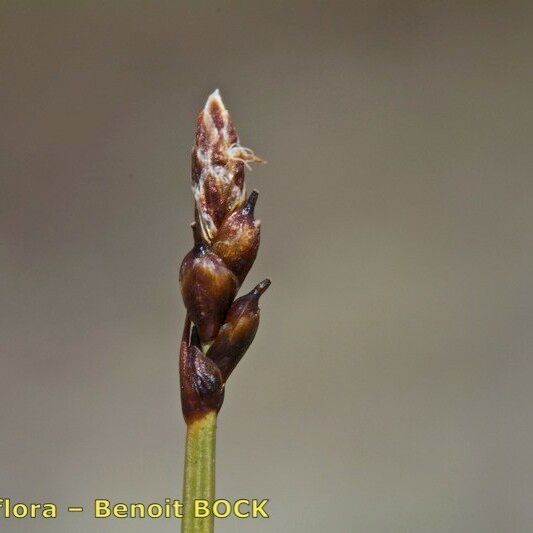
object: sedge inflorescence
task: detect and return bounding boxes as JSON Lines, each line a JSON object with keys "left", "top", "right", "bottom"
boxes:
{"left": 179, "top": 90, "right": 270, "bottom": 424}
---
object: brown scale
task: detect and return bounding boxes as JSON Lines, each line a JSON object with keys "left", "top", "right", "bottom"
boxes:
{"left": 179, "top": 224, "right": 238, "bottom": 343}
{"left": 207, "top": 279, "right": 270, "bottom": 382}
{"left": 212, "top": 190, "right": 261, "bottom": 284}
{"left": 179, "top": 318, "right": 224, "bottom": 424}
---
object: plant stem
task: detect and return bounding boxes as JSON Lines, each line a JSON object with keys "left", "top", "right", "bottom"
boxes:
{"left": 181, "top": 410, "right": 217, "bottom": 533}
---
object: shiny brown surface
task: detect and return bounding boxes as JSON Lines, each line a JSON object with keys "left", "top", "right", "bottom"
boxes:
{"left": 212, "top": 191, "right": 261, "bottom": 284}
{"left": 207, "top": 280, "right": 271, "bottom": 381}
{"left": 179, "top": 241, "right": 239, "bottom": 343}
{"left": 179, "top": 318, "right": 224, "bottom": 424}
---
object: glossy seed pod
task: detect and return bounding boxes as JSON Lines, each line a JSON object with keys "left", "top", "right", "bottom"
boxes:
{"left": 180, "top": 319, "right": 224, "bottom": 424}
{"left": 212, "top": 190, "right": 261, "bottom": 284}
{"left": 180, "top": 225, "right": 239, "bottom": 343}
{"left": 207, "top": 279, "right": 271, "bottom": 382}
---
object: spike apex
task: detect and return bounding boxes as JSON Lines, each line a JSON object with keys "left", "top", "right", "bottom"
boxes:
{"left": 192, "top": 90, "right": 263, "bottom": 244}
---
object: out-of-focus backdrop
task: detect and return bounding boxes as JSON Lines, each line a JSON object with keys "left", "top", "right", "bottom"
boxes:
{"left": 1, "top": 2, "right": 532, "bottom": 532}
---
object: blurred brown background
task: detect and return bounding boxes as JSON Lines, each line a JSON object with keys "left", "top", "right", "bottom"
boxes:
{"left": 1, "top": 2, "right": 532, "bottom": 532}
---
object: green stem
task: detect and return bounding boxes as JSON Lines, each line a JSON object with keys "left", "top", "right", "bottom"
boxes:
{"left": 181, "top": 410, "right": 217, "bottom": 533}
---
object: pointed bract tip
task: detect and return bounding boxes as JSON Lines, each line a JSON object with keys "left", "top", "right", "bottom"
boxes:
{"left": 204, "top": 89, "right": 226, "bottom": 114}
{"left": 208, "top": 88, "right": 221, "bottom": 100}
{"left": 190, "top": 222, "right": 204, "bottom": 247}
{"left": 251, "top": 278, "right": 271, "bottom": 298}
{"left": 244, "top": 190, "right": 259, "bottom": 214}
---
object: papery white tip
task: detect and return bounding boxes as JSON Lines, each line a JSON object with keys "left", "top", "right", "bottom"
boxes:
{"left": 204, "top": 89, "right": 225, "bottom": 112}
